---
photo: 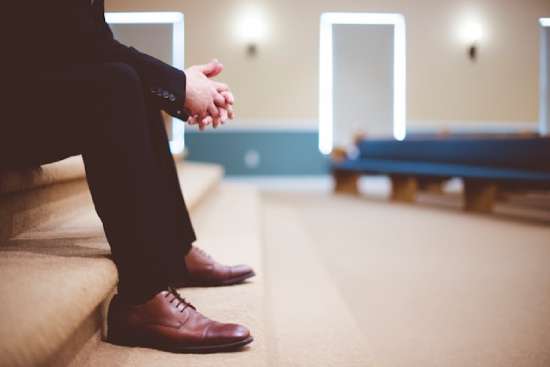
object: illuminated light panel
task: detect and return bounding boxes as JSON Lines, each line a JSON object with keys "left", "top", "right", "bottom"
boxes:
{"left": 106, "top": 12, "right": 186, "bottom": 154}
{"left": 541, "top": 18, "right": 550, "bottom": 135}
{"left": 234, "top": 5, "right": 269, "bottom": 43}
{"left": 319, "top": 13, "right": 407, "bottom": 155}
{"left": 459, "top": 21, "right": 484, "bottom": 44}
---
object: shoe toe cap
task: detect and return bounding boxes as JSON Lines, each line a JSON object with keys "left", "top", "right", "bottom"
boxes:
{"left": 231, "top": 264, "right": 255, "bottom": 278}
{"left": 206, "top": 322, "right": 251, "bottom": 344}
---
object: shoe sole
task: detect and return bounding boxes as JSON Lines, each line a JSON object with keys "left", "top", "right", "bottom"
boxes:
{"left": 179, "top": 271, "right": 256, "bottom": 288}
{"left": 108, "top": 335, "right": 254, "bottom": 354}
{"left": 171, "top": 336, "right": 254, "bottom": 353}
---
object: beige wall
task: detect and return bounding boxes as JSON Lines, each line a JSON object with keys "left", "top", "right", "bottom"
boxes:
{"left": 107, "top": 0, "right": 550, "bottom": 127}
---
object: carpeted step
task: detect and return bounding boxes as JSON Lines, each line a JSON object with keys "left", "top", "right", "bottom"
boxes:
{"left": 0, "top": 162, "right": 224, "bottom": 367}
{"left": 70, "top": 183, "right": 268, "bottom": 367}
{"left": 262, "top": 194, "right": 374, "bottom": 367}
{"left": 176, "top": 161, "right": 224, "bottom": 211}
{"left": 0, "top": 157, "right": 89, "bottom": 242}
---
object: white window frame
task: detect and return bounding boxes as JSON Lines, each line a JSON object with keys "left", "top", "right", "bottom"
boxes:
{"left": 106, "top": 12, "right": 186, "bottom": 154}
{"left": 319, "top": 13, "right": 407, "bottom": 155}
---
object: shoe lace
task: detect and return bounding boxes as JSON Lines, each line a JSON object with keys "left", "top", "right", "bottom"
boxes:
{"left": 165, "top": 287, "right": 196, "bottom": 312}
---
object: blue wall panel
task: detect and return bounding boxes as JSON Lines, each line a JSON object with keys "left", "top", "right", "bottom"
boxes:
{"left": 185, "top": 130, "right": 329, "bottom": 176}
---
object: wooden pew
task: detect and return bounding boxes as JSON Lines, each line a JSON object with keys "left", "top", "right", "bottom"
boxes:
{"left": 332, "top": 137, "right": 550, "bottom": 213}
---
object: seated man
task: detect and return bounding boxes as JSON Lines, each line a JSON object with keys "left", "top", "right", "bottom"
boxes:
{"left": 1, "top": 0, "right": 254, "bottom": 353}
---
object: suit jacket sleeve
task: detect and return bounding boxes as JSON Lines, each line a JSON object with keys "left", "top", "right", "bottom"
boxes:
{"left": 88, "top": 1, "right": 189, "bottom": 121}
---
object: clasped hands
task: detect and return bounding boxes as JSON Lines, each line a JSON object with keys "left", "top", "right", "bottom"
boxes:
{"left": 184, "top": 59, "right": 235, "bottom": 130}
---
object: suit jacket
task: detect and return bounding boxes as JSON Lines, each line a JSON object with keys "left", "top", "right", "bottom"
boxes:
{"left": 6, "top": 0, "right": 188, "bottom": 121}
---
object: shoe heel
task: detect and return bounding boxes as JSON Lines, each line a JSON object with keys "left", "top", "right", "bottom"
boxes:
{"left": 106, "top": 325, "right": 140, "bottom": 347}
{"left": 106, "top": 296, "right": 140, "bottom": 347}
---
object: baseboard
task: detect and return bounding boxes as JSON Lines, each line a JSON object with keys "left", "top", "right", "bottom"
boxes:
{"left": 183, "top": 119, "right": 540, "bottom": 176}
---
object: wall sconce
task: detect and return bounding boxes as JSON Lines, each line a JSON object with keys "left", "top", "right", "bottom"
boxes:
{"left": 246, "top": 44, "right": 258, "bottom": 57}
{"left": 460, "top": 21, "right": 484, "bottom": 62}
{"left": 468, "top": 44, "right": 478, "bottom": 61}
{"left": 235, "top": 5, "right": 268, "bottom": 57}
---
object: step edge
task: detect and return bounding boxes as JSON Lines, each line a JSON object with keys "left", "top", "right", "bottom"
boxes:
{"left": 0, "top": 157, "right": 87, "bottom": 195}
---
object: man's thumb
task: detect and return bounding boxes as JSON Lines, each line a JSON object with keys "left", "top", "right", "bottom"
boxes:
{"left": 198, "top": 60, "right": 223, "bottom": 78}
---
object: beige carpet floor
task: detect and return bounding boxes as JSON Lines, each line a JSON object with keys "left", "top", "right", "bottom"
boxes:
{"left": 263, "top": 197, "right": 373, "bottom": 367}
{"left": 262, "top": 191, "right": 550, "bottom": 367}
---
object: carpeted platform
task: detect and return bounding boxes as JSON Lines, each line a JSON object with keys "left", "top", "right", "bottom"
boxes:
{"left": 263, "top": 199, "right": 374, "bottom": 367}
{"left": 262, "top": 191, "right": 550, "bottom": 367}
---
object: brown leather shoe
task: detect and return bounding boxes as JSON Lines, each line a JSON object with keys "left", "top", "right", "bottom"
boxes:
{"left": 107, "top": 288, "right": 253, "bottom": 353}
{"left": 181, "top": 246, "right": 255, "bottom": 287}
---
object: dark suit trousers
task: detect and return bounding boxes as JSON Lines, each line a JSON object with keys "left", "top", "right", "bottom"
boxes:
{"left": 1, "top": 63, "right": 195, "bottom": 302}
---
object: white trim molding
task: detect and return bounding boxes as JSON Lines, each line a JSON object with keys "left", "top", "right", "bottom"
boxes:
{"left": 183, "top": 119, "right": 538, "bottom": 135}
{"left": 105, "top": 12, "right": 183, "bottom": 24}
{"left": 106, "top": 12, "right": 186, "bottom": 153}
{"left": 319, "top": 12, "right": 407, "bottom": 155}
{"left": 188, "top": 118, "right": 318, "bottom": 132}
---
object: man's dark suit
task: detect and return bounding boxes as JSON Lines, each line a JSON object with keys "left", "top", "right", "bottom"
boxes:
{"left": 2, "top": 0, "right": 195, "bottom": 302}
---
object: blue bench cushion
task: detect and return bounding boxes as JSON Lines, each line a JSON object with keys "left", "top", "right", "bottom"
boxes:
{"left": 357, "top": 138, "right": 550, "bottom": 173}
{"left": 333, "top": 158, "right": 550, "bottom": 187}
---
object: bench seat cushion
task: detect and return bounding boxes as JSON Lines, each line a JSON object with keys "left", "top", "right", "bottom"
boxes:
{"left": 333, "top": 158, "right": 550, "bottom": 188}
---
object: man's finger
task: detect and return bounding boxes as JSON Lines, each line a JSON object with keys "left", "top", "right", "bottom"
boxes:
{"left": 227, "top": 104, "right": 235, "bottom": 120}
{"left": 221, "top": 91, "right": 235, "bottom": 105}
{"left": 207, "top": 103, "right": 220, "bottom": 118}
{"left": 194, "top": 106, "right": 209, "bottom": 119}
{"left": 197, "top": 61, "right": 219, "bottom": 76}
{"left": 212, "top": 91, "right": 226, "bottom": 107}
{"left": 213, "top": 115, "right": 222, "bottom": 128}
{"left": 207, "top": 59, "right": 224, "bottom": 78}
{"left": 221, "top": 109, "right": 228, "bottom": 124}
{"left": 215, "top": 82, "right": 229, "bottom": 92}
{"left": 199, "top": 59, "right": 224, "bottom": 78}
{"left": 206, "top": 63, "right": 224, "bottom": 78}
{"left": 199, "top": 116, "right": 212, "bottom": 131}
{"left": 196, "top": 63, "right": 215, "bottom": 75}
{"left": 188, "top": 115, "right": 198, "bottom": 125}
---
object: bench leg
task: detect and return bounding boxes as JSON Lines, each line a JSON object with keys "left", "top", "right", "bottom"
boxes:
{"left": 463, "top": 180, "right": 497, "bottom": 213}
{"left": 496, "top": 190, "right": 509, "bottom": 202}
{"left": 333, "top": 171, "right": 360, "bottom": 195}
{"left": 390, "top": 176, "right": 418, "bottom": 202}
{"left": 419, "top": 180, "right": 445, "bottom": 194}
